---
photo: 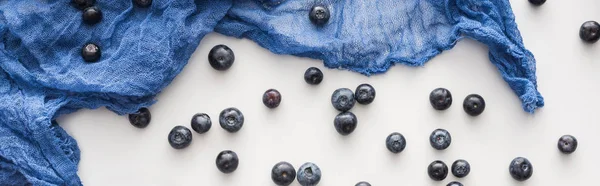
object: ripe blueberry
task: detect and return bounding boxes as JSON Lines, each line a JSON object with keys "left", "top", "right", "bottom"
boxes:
{"left": 263, "top": 89, "right": 282, "bottom": 109}
{"left": 451, "top": 159, "right": 470, "bottom": 178}
{"left": 128, "top": 108, "right": 151, "bottom": 128}
{"left": 297, "top": 162, "right": 321, "bottom": 186}
{"left": 428, "top": 160, "right": 449, "bottom": 181}
{"left": 528, "top": 0, "right": 546, "bottom": 6}
{"left": 208, "top": 45, "right": 235, "bottom": 71}
{"left": 219, "top": 107, "right": 244, "bottom": 133}
{"left": 216, "top": 150, "right": 239, "bottom": 173}
{"left": 386, "top": 132, "right": 406, "bottom": 153}
{"left": 430, "top": 129, "right": 451, "bottom": 150}
{"left": 355, "top": 181, "right": 371, "bottom": 186}
{"left": 309, "top": 5, "right": 330, "bottom": 26}
{"left": 463, "top": 94, "right": 485, "bottom": 116}
{"left": 334, "top": 112, "right": 358, "bottom": 135}
{"left": 331, "top": 88, "right": 355, "bottom": 111}
{"left": 429, "top": 88, "right": 452, "bottom": 110}
{"left": 558, "top": 135, "right": 578, "bottom": 154}
{"left": 191, "top": 113, "right": 211, "bottom": 134}
{"left": 168, "top": 126, "right": 192, "bottom": 149}
{"left": 580, "top": 21, "right": 600, "bottom": 43}
{"left": 355, "top": 84, "right": 376, "bottom": 105}
{"left": 304, "top": 67, "right": 324, "bottom": 85}
{"left": 272, "top": 161, "right": 296, "bottom": 186}
{"left": 447, "top": 181, "right": 463, "bottom": 186}
{"left": 509, "top": 157, "right": 533, "bottom": 181}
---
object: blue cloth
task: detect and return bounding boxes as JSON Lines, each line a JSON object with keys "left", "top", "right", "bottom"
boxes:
{"left": 215, "top": 0, "right": 544, "bottom": 112}
{"left": 0, "top": 0, "right": 542, "bottom": 185}
{"left": 0, "top": 0, "right": 232, "bottom": 185}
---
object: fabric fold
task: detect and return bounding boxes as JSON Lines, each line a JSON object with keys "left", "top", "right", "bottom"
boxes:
{"left": 215, "top": 0, "right": 543, "bottom": 112}
{"left": 0, "top": 0, "right": 232, "bottom": 184}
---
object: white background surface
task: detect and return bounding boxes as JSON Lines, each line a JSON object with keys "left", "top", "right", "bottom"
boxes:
{"left": 58, "top": 1, "right": 600, "bottom": 185}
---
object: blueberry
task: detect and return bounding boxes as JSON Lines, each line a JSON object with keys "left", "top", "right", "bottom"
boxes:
{"left": 385, "top": 132, "right": 406, "bottom": 153}
{"left": 128, "top": 108, "right": 151, "bottom": 128}
{"left": 580, "top": 21, "right": 600, "bottom": 43}
{"left": 71, "top": 0, "right": 95, "bottom": 10}
{"left": 429, "top": 88, "right": 452, "bottom": 110}
{"left": 528, "top": 0, "right": 546, "bottom": 5}
{"left": 509, "top": 157, "right": 533, "bottom": 181}
{"left": 208, "top": 44, "right": 235, "bottom": 71}
{"left": 558, "top": 135, "right": 578, "bottom": 154}
{"left": 81, "top": 43, "right": 101, "bottom": 62}
{"left": 304, "top": 67, "right": 324, "bottom": 85}
{"left": 331, "top": 88, "right": 355, "bottom": 111}
{"left": 191, "top": 113, "right": 211, "bottom": 134}
{"left": 297, "top": 162, "right": 321, "bottom": 186}
{"left": 463, "top": 94, "right": 485, "bottom": 116}
{"left": 334, "top": 112, "right": 357, "bottom": 136}
{"left": 216, "top": 150, "right": 239, "bottom": 174}
{"left": 263, "top": 89, "right": 282, "bottom": 109}
{"left": 133, "top": 0, "right": 152, "bottom": 7}
{"left": 271, "top": 161, "right": 296, "bottom": 186}
{"left": 447, "top": 181, "right": 463, "bottom": 186}
{"left": 355, "top": 181, "right": 371, "bottom": 186}
{"left": 219, "top": 107, "right": 244, "bottom": 133}
{"left": 168, "top": 126, "right": 192, "bottom": 149}
{"left": 309, "top": 5, "right": 330, "bottom": 26}
{"left": 355, "top": 84, "right": 376, "bottom": 105}
{"left": 429, "top": 129, "right": 451, "bottom": 150}
{"left": 428, "top": 160, "right": 449, "bottom": 181}
{"left": 82, "top": 6, "right": 102, "bottom": 25}
{"left": 451, "top": 159, "right": 470, "bottom": 178}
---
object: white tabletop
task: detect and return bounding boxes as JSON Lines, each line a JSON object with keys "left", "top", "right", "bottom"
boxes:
{"left": 59, "top": 1, "right": 600, "bottom": 185}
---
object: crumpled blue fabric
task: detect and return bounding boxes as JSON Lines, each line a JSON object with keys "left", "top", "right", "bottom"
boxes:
{"left": 0, "top": 0, "right": 542, "bottom": 185}
{"left": 215, "top": 0, "right": 544, "bottom": 113}
{"left": 0, "top": 0, "right": 232, "bottom": 185}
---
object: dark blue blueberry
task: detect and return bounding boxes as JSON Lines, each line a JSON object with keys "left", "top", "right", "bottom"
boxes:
{"left": 82, "top": 6, "right": 102, "bottom": 25}
{"left": 331, "top": 88, "right": 355, "bottom": 111}
{"left": 386, "top": 132, "right": 406, "bottom": 153}
{"left": 509, "top": 157, "right": 533, "bottom": 181}
{"left": 355, "top": 84, "right": 376, "bottom": 105}
{"left": 263, "top": 89, "right": 282, "bottom": 109}
{"left": 558, "top": 135, "right": 578, "bottom": 154}
{"left": 71, "top": 0, "right": 95, "bottom": 10}
{"left": 429, "top": 88, "right": 452, "bottom": 110}
{"left": 447, "top": 181, "right": 463, "bottom": 186}
{"left": 216, "top": 150, "right": 239, "bottom": 173}
{"left": 219, "top": 107, "right": 244, "bottom": 133}
{"left": 133, "top": 0, "right": 152, "bottom": 7}
{"left": 190, "top": 113, "right": 211, "bottom": 134}
{"left": 334, "top": 112, "right": 357, "bottom": 136}
{"left": 309, "top": 5, "right": 330, "bottom": 26}
{"left": 297, "top": 162, "right": 321, "bottom": 186}
{"left": 430, "top": 129, "right": 451, "bottom": 150}
{"left": 580, "top": 21, "right": 600, "bottom": 43}
{"left": 271, "top": 161, "right": 296, "bottom": 186}
{"left": 208, "top": 44, "right": 235, "bottom": 71}
{"left": 355, "top": 181, "right": 371, "bottom": 186}
{"left": 463, "top": 94, "right": 485, "bottom": 116}
{"left": 168, "top": 126, "right": 192, "bottom": 149}
{"left": 428, "top": 160, "right": 449, "bottom": 181}
{"left": 451, "top": 159, "right": 470, "bottom": 178}
{"left": 528, "top": 0, "right": 546, "bottom": 5}
{"left": 304, "top": 67, "right": 323, "bottom": 85}
{"left": 81, "top": 43, "right": 101, "bottom": 62}
{"left": 128, "top": 108, "right": 151, "bottom": 128}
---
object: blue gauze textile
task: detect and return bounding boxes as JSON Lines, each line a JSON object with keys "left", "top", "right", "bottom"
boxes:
{"left": 0, "top": 0, "right": 232, "bottom": 185}
{"left": 216, "top": 0, "right": 544, "bottom": 112}
{"left": 0, "top": 0, "right": 542, "bottom": 185}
